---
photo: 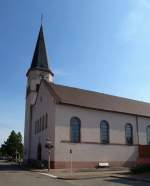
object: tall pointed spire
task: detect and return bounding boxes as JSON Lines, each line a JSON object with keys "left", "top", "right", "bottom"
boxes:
{"left": 27, "top": 24, "right": 53, "bottom": 76}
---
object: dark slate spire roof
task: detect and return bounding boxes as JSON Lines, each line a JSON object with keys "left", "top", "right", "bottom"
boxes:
{"left": 27, "top": 24, "right": 53, "bottom": 76}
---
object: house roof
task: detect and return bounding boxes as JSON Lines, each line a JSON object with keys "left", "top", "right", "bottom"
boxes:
{"left": 27, "top": 24, "right": 53, "bottom": 76}
{"left": 45, "top": 81, "right": 150, "bottom": 117}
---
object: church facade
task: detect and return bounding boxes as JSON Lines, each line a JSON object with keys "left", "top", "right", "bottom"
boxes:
{"left": 24, "top": 25, "right": 150, "bottom": 169}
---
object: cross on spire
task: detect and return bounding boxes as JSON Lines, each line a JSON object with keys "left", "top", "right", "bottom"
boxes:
{"left": 41, "top": 14, "right": 44, "bottom": 25}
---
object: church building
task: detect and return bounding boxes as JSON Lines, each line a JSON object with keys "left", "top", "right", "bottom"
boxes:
{"left": 24, "top": 25, "right": 150, "bottom": 169}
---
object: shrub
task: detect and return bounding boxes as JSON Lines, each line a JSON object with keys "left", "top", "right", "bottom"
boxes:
{"left": 131, "top": 164, "right": 150, "bottom": 174}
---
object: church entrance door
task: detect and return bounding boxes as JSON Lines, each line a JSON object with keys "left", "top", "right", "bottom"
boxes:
{"left": 37, "top": 143, "right": 42, "bottom": 161}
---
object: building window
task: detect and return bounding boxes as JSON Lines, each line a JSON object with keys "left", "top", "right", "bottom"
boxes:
{"left": 125, "top": 123, "right": 133, "bottom": 145}
{"left": 100, "top": 120, "right": 109, "bottom": 144}
{"left": 45, "top": 113, "right": 48, "bottom": 129}
{"left": 39, "top": 118, "right": 42, "bottom": 132}
{"left": 37, "top": 120, "right": 40, "bottom": 133}
{"left": 34, "top": 114, "right": 48, "bottom": 134}
{"left": 35, "top": 121, "right": 37, "bottom": 134}
{"left": 42, "top": 116, "right": 45, "bottom": 131}
{"left": 70, "top": 117, "right": 81, "bottom": 143}
{"left": 147, "top": 126, "right": 150, "bottom": 145}
{"left": 34, "top": 122, "right": 37, "bottom": 134}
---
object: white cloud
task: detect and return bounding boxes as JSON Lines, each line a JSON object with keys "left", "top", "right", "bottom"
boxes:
{"left": 118, "top": 0, "right": 150, "bottom": 42}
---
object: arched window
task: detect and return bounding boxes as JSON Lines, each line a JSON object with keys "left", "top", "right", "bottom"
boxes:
{"left": 35, "top": 121, "right": 37, "bottom": 134}
{"left": 37, "top": 120, "right": 40, "bottom": 133}
{"left": 100, "top": 120, "right": 109, "bottom": 144}
{"left": 42, "top": 116, "right": 44, "bottom": 131}
{"left": 147, "top": 126, "right": 150, "bottom": 145}
{"left": 125, "top": 123, "right": 133, "bottom": 145}
{"left": 70, "top": 117, "right": 81, "bottom": 143}
{"left": 39, "top": 118, "right": 42, "bottom": 132}
{"left": 45, "top": 113, "right": 48, "bottom": 129}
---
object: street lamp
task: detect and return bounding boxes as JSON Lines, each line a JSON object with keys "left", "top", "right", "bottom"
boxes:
{"left": 45, "top": 139, "right": 54, "bottom": 172}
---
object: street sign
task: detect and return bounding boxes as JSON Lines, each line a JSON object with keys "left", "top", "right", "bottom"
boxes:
{"left": 45, "top": 143, "right": 54, "bottom": 149}
{"left": 45, "top": 139, "right": 54, "bottom": 149}
{"left": 45, "top": 139, "right": 54, "bottom": 172}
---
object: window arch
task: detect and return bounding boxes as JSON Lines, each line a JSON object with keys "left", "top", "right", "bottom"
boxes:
{"left": 100, "top": 120, "right": 109, "bottom": 144}
{"left": 70, "top": 117, "right": 81, "bottom": 143}
{"left": 147, "top": 126, "right": 150, "bottom": 145}
{"left": 125, "top": 123, "right": 133, "bottom": 145}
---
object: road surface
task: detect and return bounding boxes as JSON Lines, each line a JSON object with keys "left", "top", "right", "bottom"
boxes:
{"left": 0, "top": 160, "right": 149, "bottom": 186}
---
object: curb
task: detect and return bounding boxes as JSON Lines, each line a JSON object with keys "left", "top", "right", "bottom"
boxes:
{"left": 39, "top": 172, "right": 110, "bottom": 180}
{"left": 39, "top": 172, "right": 112, "bottom": 180}
{"left": 57, "top": 175, "right": 110, "bottom": 180}
{"left": 39, "top": 172, "right": 58, "bottom": 179}
{"left": 42, "top": 173, "right": 114, "bottom": 180}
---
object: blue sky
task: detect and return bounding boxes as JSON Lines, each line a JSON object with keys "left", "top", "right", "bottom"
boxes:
{"left": 0, "top": 0, "right": 150, "bottom": 144}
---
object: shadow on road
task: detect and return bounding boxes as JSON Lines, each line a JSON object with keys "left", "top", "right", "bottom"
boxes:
{"left": 0, "top": 160, "right": 25, "bottom": 172}
{"left": 106, "top": 177, "right": 148, "bottom": 186}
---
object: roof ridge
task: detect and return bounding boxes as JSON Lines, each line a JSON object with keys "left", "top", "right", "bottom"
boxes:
{"left": 50, "top": 82, "right": 150, "bottom": 105}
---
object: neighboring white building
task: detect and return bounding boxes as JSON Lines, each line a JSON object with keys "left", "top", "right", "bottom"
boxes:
{"left": 24, "top": 25, "right": 150, "bottom": 169}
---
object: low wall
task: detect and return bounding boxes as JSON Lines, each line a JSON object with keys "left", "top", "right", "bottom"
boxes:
{"left": 139, "top": 145, "right": 150, "bottom": 158}
{"left": 54, "top": 143, "right": 139, "bottom": 168}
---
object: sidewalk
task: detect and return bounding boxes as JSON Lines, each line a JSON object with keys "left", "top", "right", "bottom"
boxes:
{"left": 32, "top": 167, "right": 130, "bottom": 180}
{"left": 54, "top": 170, "right": 130, "bottom": 180}
{"left": 32, "top": 167, "right": 150, "bottom": 182}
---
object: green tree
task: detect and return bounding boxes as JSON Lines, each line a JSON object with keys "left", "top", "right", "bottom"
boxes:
{"left": 0, "top": 130, "right": 23, "bottom": 159}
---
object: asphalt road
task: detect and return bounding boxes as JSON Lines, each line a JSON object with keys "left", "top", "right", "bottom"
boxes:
{"left": 0, "top": 160, "right": 149, "bottom": 186}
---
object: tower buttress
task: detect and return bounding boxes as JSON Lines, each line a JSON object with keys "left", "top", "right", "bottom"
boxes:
{"left": 24, "top": 24, "right": 54, "bottom": 162}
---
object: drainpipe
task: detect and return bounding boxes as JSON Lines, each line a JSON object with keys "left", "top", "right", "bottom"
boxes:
{"left": 136, "top": 115, "right": 139, "bottom": 145}
{"left": 136, "top": 115, "right": 140, "bottom": 162}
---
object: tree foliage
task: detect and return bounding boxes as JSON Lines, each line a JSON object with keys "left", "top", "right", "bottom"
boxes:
{"left": 0, "top": 130, "right": 23, "bottom": 159}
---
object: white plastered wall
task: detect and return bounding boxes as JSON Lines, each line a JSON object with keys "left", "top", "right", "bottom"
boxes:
{"left": 54, "top": 104, "right": 139, "bottom": 163}
{"left": 30, "top": 82, "right": 55, "bottom": 161}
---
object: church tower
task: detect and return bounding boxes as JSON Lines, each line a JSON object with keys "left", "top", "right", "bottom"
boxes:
{"left": 24, "top": 24, "right": 53, "bottom": 162}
